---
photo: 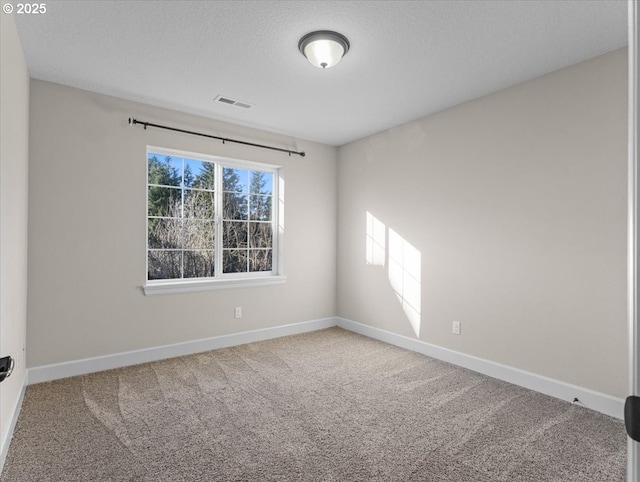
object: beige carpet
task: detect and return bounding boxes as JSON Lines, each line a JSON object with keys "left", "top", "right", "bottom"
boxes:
{"left": 0, "top": 327, "right": 626, "bottom": 481}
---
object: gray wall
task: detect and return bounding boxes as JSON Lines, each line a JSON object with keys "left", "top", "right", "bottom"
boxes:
{"left": 337, "top": 49, "right": 628, "bottom": 398}
{"left": 26, "top": 49, "right": 629, "bottom": 400}
{"left": 0, "top": 14, "right": 29, "bottom": 454}
{"left": 27, "top": 80, "right": 337, "bottom": 367}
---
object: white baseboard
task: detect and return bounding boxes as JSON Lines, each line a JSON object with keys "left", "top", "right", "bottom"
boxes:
{"left": 26, "top": 316, "right": 624, "bottom": 420}
{"left": 28, "top": 317, "right": 337, "bottom": 385}
{"left": 337, "top": 317, "right": 624, "bottom": 420}
{"left": 1, "top": 373, "right": 27, "bottom": 475}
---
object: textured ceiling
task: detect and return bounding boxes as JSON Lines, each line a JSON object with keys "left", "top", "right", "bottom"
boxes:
{"left": 14, "top": 0, "right": 628, "bottom": 146}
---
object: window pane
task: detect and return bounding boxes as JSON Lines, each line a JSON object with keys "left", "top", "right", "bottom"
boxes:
{"left": 148, "top": 250, "right": 182, "bottom": 280}
{"left": 148, "top": 186, "right": 181, "bottom": 217}
{"left": 223, "top": 249, "right": 248, "bottom": 273}
{"left": 223, "top": 193, "right": 248, "bottom": 220}
{"left": 183, "top": 220, "right": 214, "bottom": 249}
{"left": 148, "top": 218, "right": 182, "bottom": 249}
{"left": 250, "top": 171, "right": 273, "bottom": 195}
{"left": 184, "top": 250, "right": 215, "bottom": 278}
{"left": 186, "top": 159, "right": 215, "bottom": 190}
{"left": 249, "top": 222, "right": 272, "bottom": 248}
{"left": 148, "top": 155, "right": 181, "bottom": 187}
{"left": 249, "top": 249, "right": 272, "bottom": 272}
{"left": 184, "top": 189, "right": 215, "bottom": 219}
{"left": 223, "top": 167, "right": 249, "bottom": 193}
{"left": 250, "top": 195, "right": 272, "bottom": 221}
{"left": 223, "top": 221, "right": 248, "bottom": 248}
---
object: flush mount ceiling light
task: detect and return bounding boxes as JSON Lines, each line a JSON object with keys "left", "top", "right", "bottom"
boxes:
{"left": 298, "top": 30, "right": 350, "bottom": 69}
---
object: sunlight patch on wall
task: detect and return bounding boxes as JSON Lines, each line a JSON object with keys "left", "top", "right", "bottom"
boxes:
{"left": 388, "top": 228, "right": 422, "bottom": 337}
{"left": 365, "top": 211, "right": 422, "bottom": 337}
{"left": 366, "top": 212, "right": 386, "bottom": 266}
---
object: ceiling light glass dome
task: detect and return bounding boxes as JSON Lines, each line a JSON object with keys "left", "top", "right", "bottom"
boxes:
{"left": 298, "top": 31, "right": 350, "bottom": 69}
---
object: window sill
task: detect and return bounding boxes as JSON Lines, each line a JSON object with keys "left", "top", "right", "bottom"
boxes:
{"left": 143, "top": 275, "right": 286, "bottom": 296}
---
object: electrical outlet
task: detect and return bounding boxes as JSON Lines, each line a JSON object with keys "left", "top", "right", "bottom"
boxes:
{"left": 234, "top": 307, "right": 242, "bottom": 319}
{"left": 452, "top": 320, "right": 461, "bottom": 335}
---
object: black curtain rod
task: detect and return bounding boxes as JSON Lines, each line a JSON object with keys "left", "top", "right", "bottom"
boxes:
{"left": 128, "top": 117, "right": 306, "bottom": 158}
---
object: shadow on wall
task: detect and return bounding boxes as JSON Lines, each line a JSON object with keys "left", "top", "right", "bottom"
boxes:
{"left": 366, "top": 211, "right": 422, "bottom": 337}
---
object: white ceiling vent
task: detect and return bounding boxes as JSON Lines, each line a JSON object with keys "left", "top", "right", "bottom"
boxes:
{"left": 214, "top": 95, "right": 253, "bottom": 109}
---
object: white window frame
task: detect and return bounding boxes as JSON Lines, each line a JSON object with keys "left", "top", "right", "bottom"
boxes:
{"left": 143, "top": 146, "right": 285, "bottom": 295}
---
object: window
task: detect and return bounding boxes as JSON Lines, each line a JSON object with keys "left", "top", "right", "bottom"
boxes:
{"left": 145, "top": 147, "right": 284, "bottom": 295}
